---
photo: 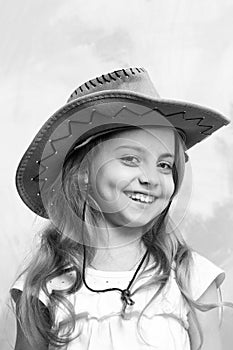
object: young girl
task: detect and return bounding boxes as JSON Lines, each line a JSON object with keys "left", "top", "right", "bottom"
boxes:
{"left": 11, "top": 67, "right": 230, "bottom": 350}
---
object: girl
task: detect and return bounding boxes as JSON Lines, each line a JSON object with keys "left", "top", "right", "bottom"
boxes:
{"left": 11, "top": 67, "right": 230, "bottom": 350}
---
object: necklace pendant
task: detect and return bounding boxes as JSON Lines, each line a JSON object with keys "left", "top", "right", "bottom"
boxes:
{"left": 121, "top": 289, "right": 134, "bottom": 319}
{"left": 121, "top": 289, "right": 135, "bottom": 306}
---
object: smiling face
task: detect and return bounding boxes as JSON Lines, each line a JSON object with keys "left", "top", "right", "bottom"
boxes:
{"left": 86, "top": 127, "right": 176, "bottom": 228}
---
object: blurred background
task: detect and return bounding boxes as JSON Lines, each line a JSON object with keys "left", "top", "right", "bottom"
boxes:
{"left": 0, "top": 0, "right": 233, "bottom": 349}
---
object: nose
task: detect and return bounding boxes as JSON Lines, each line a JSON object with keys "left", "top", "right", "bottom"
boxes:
{"left": 138, "top": 165, "right": 160, "bottom": 187}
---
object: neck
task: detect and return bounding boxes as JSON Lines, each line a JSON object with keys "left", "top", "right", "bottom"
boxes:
{"left": 89, "top": 240, "right": 148, "bottom": 271}
{"left": 85, "top": 222, "right": 152, "bottom": 271}
{"left": 92, "top": 224, "right": 145, "bottom": 247}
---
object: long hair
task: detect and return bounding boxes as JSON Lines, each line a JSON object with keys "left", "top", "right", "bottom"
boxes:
{"left": 12, "top": 127, "right": 220, "bottom": 349}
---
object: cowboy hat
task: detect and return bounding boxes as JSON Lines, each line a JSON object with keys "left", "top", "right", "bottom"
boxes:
{"left": 15, "top": 67, "right": 230, "bottom": 218}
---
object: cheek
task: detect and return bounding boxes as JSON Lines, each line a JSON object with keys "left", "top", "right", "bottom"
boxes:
{"left": 96, "top": 170, "right": 116, "bottom": 196}
{"left": 90, "top": 167, "right": 122, "bottom": 201}
{"left": 161, "top": 176, "right": 175, "bottom": 198}
{"left": 96, "top": 165, "right": 133, "bottom": 194}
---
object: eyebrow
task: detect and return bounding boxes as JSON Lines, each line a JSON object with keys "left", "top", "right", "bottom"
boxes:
{"left": 115, "top": 145, "right": 175, "bottom": 159}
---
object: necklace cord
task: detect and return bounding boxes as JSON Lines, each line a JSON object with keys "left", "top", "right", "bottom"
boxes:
{"left": 81, "top": 195, "right": 148, "bottom": 310}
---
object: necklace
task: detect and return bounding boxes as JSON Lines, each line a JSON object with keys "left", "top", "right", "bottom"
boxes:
{"left": 129, "top": 251, "right": 147, "bottom": 270}
{"left": 81, "top": 197, "right": 148, "bottom": 314}
{"left": 82, "top": 245, "right": 148, "bottom": 313}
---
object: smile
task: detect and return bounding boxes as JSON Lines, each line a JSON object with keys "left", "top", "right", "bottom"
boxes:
{"left": 124, "top": 192, "right": 156, "bottom": 204}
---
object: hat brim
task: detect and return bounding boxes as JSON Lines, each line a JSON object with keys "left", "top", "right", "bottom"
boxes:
{"left": 16, "top": 90, "right": 230, "bottom": 218}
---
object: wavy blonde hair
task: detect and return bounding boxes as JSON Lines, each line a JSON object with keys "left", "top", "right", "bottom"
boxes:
{"left": 12, "top": 127, "right": 223, "bottom": 349}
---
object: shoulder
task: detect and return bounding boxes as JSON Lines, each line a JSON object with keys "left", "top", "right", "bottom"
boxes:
{"left": 188, "top": 251, "right": 225, "bottom": 301}
{"left": 47, "top": 267, "right": 77, "bottom": 293}
{"left": 10, "top": 267, "right": 77, "bottom": 306}
{"left": 180, "top": 252, "right": 224, "bottom": 348}
{"left": 187, "top": 254, "right": 224, "bottom": 349}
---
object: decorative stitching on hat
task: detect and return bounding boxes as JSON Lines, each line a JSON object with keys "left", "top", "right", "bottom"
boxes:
{"left": 39, "top": 105, "right": 137, "bottom": 161}
{"left": 130, "top": 68, "right": 136, "bottom": 75}
{"left": 183, "top": 116, "right": 213, "bottom": 135}
{"left": 122, "top": 69, "right": 130, "bottom": 77}
{"left": 67, "top": 68, "right": 145, "bottom": 103}
{"left": 114, "top": 70, "right": 121, "bottom": 78}
{"left": 36, "top": 105, "right": 213, "bottom": 177}
{"left": 16, "top": 166, "right": 46, "bottom": 215}
{"left": 96, "top": 77, "right": 103, "bottom": 85}
{"left": 31, "top": 163, "right": 48, "bottom": 193}
{"left": 102, "top": 74, "right": 110, "bottom": 83}
{"left": 142, "top": 107, "right": 214, "bottom": 135}
{"left": 108, "top": 73, "right": 116, "bottom": 81}
{"left": 25, "top": 94, "right": 220, "bottom": 158}
{"left": 89, "top": 79, "right": 96, "bottom": 87}
{"left": 33, "top": 108, "right": 110, "bottom": 182}
{"left": 36, "top": 105, "right": 188, "bottom": 187}
{"left": 84, "top": 82, "right": 90, "bottom": 90}
{"left": 25, "top": 94, "right": 217, "bottom": 160}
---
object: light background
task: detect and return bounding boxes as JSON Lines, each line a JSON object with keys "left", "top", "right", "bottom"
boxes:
{"left": 0, "top": 0, "right": 233, "bottom": 349}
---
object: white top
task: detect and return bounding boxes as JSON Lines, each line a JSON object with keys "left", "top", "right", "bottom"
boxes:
{"left": 12, "top": 252, "right": 225, "bottom": 350}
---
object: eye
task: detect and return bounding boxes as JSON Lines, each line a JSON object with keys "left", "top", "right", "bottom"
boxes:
{"left": 120, "top": 155, "right": 141, "bottom": 166}
{"left": 157, "top": 161, "right": 173, "bottom": 173}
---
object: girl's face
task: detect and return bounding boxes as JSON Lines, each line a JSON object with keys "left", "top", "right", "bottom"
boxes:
{"left": 87, "top": 127, "right": 175, "bottom": 228}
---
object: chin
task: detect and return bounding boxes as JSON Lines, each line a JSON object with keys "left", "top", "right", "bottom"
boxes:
{"left": 127, "top": 219, "right": 155, "bottom": 229}
{"left": 124, "top": 208, "right": 167, "bottom": 231}
{"left": 119, "top": 213, "right": 156, "bottom": 229}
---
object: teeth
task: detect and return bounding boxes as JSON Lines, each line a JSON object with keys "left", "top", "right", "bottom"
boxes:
{"left": 126, "top": 192, "right": 155, "bottom": 203}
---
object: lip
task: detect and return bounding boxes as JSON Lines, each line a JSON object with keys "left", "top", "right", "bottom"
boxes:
{"left": 124, "top": 191, "right": 156, "bottom": 204}
{"left": 124, "top": 190, "right": 157, "bottom": 197}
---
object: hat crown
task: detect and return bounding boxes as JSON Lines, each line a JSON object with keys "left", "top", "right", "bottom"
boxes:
{"left": 67, "top": 67, "right": 160, "bottom": 103}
